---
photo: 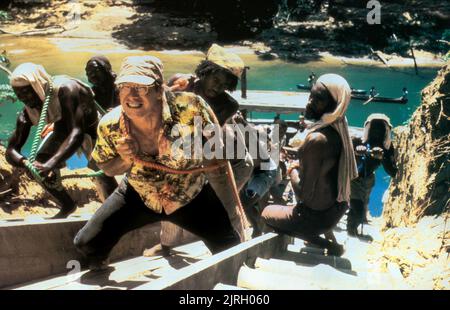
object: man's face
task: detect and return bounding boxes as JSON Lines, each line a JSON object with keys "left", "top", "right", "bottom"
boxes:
{"left": 305, "top": 83, "right": 335, "bottom": 121}
{"left": 202, "top": 70, "right": 231, "bottom": 99}
{"left": 118, "top": 83, "right": 160, "bottom": 119}
{"left": 368, "top": 119, "right": 387, "bottom": 145}
{"left": 12, "top": 85, "right": 42, "bottom": 108}
{"left": 85, "top": 61, "right": 107, "bottom": 86}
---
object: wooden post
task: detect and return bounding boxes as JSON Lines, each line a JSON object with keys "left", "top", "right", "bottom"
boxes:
{"left": 241, "top": 66, "right": 250, "bottom": 99}
{"left": 410, "top": 44, "right": 419, "bottom": 75}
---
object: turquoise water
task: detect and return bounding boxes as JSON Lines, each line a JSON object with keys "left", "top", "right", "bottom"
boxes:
{"left": 0, "top": 53, "right": 439, "bottom": 217}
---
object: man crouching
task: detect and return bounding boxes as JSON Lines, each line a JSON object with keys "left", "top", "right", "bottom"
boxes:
{"left": 262, "top": 74, "right": 358, "bottom": 256}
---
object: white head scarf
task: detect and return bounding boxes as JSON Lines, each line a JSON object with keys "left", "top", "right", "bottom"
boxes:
{"left": 10, "top": 63, "right": 52, "bottom": 102}
{"left": 309, "top": 73, "right": 358, "bottom": 203}
{"left": 363, "top": 113, "right": 393, "bottom": 150}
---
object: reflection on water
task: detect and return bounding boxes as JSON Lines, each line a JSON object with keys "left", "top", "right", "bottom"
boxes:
{"left": 0, "top": 35, "right": 440, "bottom": 216}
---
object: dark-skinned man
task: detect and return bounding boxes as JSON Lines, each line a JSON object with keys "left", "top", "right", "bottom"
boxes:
{"left": 262, "top": 74, "right": 358, "bottom": 256}
{"left": 85, "top": 55, "right": 120, "bottom": 112}
{"left": 7, "top": 63, "right": 117, "bottom": 218}
{"left": 347, "top": 113, "right": 397, "bottom": 236}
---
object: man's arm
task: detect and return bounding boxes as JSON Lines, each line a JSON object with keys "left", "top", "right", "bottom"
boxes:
{"left": 382, "top": 145, "right": 398, "bottom": 177}
{"left": 6, "top": 110, "right": 32, "bottom": 167}
{"left": 40, "top": 85, "right": 85, "bottom": 171}
{"left": 297, "top": 133, "right": 327, "bottom": 206}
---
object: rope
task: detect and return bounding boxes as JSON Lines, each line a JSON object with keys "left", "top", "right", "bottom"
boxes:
{"left": 23, "top": 79, "right": 106, "bottom": 188}
{"left": 94, "top": 100, "right": 107, "bottom": 116}
{"left": 29, "top": 81, "right": 54, "bottom": 162}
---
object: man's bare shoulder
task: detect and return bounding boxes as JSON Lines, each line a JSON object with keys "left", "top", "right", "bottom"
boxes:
{"left": 304, "top": 131, "right": 328, "bottom": 145}
{"left": 303, "top": 128, "right": 341, "bottom": 156}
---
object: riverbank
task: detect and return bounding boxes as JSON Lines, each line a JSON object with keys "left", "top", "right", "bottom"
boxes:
{"left": 0, "top": 0, "right": 446, "bottom": 69}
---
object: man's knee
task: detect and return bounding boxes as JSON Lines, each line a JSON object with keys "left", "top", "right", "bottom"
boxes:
{"left": 73, "top": 231, "right": 87, "bottom": 254}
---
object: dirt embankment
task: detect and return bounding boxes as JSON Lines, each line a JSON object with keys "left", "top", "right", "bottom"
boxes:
{"left": 0, "top": 145, "right": 101, "bottom": 219}
{"left": 385, "top": 65, "right": 449, "bottom": 226}
{"left": 367, "top": 64, "right": 450, "bottom": 289}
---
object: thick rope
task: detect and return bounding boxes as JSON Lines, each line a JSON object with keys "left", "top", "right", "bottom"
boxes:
{"left": 23, "top": 80, "right": 105, "bottom": 187}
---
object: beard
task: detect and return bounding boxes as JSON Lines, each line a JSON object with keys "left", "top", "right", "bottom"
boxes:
{"left": 304, "top": 107, "right": 320, "bottom": 121}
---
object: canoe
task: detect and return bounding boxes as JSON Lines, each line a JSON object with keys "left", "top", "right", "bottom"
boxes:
{"left": 351, "top": 94, "right": 408, "bottom": 104}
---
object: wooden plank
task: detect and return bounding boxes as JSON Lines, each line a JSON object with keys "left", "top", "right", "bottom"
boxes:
{"left": 231, "top": 90, "right": 308, "bottom": 114}
{"left": 15, "top": 241, "right": 211, "bottom": 290}
{"left": 133, "top": 233, "right": 291, "bottom": 290}
{"left": 1, "top": 218, "right": 161, "bottom": 288}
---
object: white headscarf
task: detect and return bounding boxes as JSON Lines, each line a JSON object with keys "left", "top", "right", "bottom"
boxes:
{"left": 10, "top": 63, "right": 52, "bottom": 102}
{"left": 363, "top": 113, "right": 393, "bottom": 150}
{"left": 309, "top": 73, "right": 358, "bottom": 203}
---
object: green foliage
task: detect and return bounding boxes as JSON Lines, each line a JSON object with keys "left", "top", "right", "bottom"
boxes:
{"left": 0, "top": 10, "right": 9, "bottom": 21}
{"left": 442, "top": 29, "right": 450, "bottom": 41}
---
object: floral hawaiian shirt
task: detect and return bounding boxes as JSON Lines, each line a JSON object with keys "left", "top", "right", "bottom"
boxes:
{"left": 92, "top": 91, "right": 215, "bottom": 214}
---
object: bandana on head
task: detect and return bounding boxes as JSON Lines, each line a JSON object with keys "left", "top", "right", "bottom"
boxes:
{"left": 115, "top": 55, "right": 164, "bottom": 86}
{"left": 363, "top": 113, "right": 393, "bottom": 150}
{"left": 10, "top": 63, "right": 52, "bottom": 102}
{"left": 206, "top": 44, "right": 245, "bottom": 79}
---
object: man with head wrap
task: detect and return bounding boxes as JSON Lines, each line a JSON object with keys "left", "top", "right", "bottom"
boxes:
{"left": 262, "top": 74, "right": 358, "bottom": 256}
{"left": 85, "top": 55, "right": 119, "bottom": 112}
{"left": 6, "top": 63, "right": 118, "bottom": 218}
{"left": 347, "top": 113, "right": 397, "bottom": 236}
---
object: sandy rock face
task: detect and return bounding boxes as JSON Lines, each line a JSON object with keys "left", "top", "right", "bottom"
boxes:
{"left": 371, "top": 64, "right": 449, "bottom": 290}
{"left": 384, "top": 64, "right": 449, "bottom": 228}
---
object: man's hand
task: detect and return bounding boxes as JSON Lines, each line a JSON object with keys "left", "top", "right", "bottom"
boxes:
{"left": 355, "top": 145, "right": 367, "bottom": 156}
{"left": 370, "top": 147, "right": 384, "bottom": 160}
{"left": 287, "top": 160, "right": 300, "bottom": 176}
{"left": 32, "top": 161, "right": 54, "bottom": 179}
{"left": 116, "top": 136, "right": 139, "bottom": 163}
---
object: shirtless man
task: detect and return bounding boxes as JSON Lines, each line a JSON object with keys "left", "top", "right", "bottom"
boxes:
{"left": 85, "top": 55, "right": 120, "bottom": 112}
{"left": 6, "top": 63, "right": 117, "bottom": 218}
{"left": 262, "top": 74, "right": 358, "bottom": 256}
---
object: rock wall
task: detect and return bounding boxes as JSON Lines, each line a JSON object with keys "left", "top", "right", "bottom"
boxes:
{"left": 383, "top": 64, "right": 449, "bottom": 228}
